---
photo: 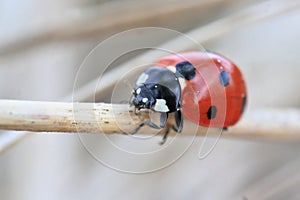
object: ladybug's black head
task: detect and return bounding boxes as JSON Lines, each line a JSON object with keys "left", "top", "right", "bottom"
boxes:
{"left": 131, "top": 85, "right": 156, "bottom": 110}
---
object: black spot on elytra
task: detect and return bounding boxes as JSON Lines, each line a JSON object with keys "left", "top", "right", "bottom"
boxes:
{"left": 241, "top": 95, "right": 247, "bottom": 114}
{"left": 219, "top": 70, "right": 230, "bottom": 87}
{"left": 207, "top": 106, "right": 217, "bottom": 120}
{"left": 175, "top": 61, "right": 196, "bottom": 80}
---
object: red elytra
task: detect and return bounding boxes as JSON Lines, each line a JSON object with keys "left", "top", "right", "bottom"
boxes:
{"left": 155, "top": 51, "right": 247, "bottom": 128}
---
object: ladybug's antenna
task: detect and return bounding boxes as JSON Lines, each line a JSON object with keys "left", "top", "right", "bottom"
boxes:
{"left": 123, "top": 79, "right": 135, "bottom": 106}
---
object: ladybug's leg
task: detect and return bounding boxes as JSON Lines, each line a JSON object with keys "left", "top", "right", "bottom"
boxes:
{"left": 160, "top": 127, "right": 170, "bottom": 145}
{"left": 171, "top": 110, "right": 183, "bottom": 133}
{"left": 133, "top": 107, "right": 139, "bottom": 115}
{"left": 159, "top": 113, "right": 172, "bottom": 145}
{"left": 131, "top": 120, "right": 161, "bottom": 135}
{"left": 160, "top": 111, "right": 181, "bottom": 145}
{"left": 175, "top": 110, "right": 183, "bottom": 133}
{"left": 159, "top": 112, "right": 168, "bottom": 128}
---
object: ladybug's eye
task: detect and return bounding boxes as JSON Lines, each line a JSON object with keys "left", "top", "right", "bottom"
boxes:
{"left": 135, "top": 88, "right": 141, "bottom": 95}
{"left": 142, "top": 98, "right": 148, "bottom": 103}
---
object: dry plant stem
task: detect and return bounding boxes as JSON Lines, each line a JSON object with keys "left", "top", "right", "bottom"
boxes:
{"left": 72, "top": 0, "right": 300, "bottom": 101}
{"left": 0, "top": 100, "right": 183, "bottom": 134}
{"left": 1, "top": 100, "right": 300, "bottom": 140}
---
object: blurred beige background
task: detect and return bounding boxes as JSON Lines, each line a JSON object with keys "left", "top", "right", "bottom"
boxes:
{"left": 0, "top": 0, "right": 300, "bottom": 199}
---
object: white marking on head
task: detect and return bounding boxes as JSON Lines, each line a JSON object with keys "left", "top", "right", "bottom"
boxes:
{"left": 142, "top": 98, "right": 148, "bottom": 103}
{"left": 136, "top": 73, "right": 149, "bottom": 85}
{"left": 217, "top": 59, "right": 221, "bottom": 63}
{"left": 166, "top": 66, "right": 176, "bottom": 73}
{"left": 154, "top": 85, "right": 158, "bottom": 88}
{"left": 153, "top": 99, "right": 169, "bottom": 112}
{"left": 136, "top": 88, "right": 141, "bottom": 94}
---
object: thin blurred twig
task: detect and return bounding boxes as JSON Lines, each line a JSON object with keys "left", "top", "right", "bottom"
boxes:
{"left": 0, "top": 131, "right": 28, "bottom": 153}
{"left": 1, "top": 100, "right": 300, "bottom": 140}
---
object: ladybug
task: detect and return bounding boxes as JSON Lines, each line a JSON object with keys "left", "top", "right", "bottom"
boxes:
{"left": 131, "top": 51, "right": 247, "bottom": 144}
